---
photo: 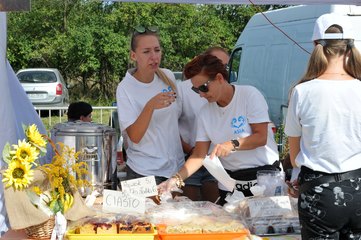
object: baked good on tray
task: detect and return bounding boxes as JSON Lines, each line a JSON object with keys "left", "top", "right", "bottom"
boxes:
{"left": 75, "top": 220, "right": 117, "bottom": 234}
{"left": 73, "top": 217, "right": 154, "bottom": 235}
{"left": 165, "top": 224, "right": 203, "bottom": 233}
{"left": 202, "top": 220, "right": 246, "bottom": 233}
{"left": 132, "top": 221, "right": 153, "bottom": 233}
{"left": 96, "top": 222, "right": 118, "bottom": 234}
{"left": 118, "top": 220, "right": 134, "bottom": 233}
{"left": 75, "top": 223, "right": 96, "bottom": 234}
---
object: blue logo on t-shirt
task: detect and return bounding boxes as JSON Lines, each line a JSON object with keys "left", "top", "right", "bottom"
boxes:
{"left": 231, "top": 116, "right": 246, "bottom": 134}
{"left": 162, "top": 86, "right": 172, "bottom": 92}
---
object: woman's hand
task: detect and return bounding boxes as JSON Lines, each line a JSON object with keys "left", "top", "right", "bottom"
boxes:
{"left": 210, "top": 141, "right": 234, "bottom": 159}
{"left": 157, "top": 177, "right": 180, "bottom": 194}
{"left": 286, "top": 179, "right": 300, "bottom": 198}
{"left": 148, "top": 91, "right": 176, "bottom": 110}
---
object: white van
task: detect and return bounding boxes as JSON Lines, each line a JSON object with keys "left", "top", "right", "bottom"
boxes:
{"left": 229, "top": 5, "right": 361, "bottom": 128}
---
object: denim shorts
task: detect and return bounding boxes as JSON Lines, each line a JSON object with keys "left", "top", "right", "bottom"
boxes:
{"left": 184, "top": 166, "right": 217, "bottom": 187}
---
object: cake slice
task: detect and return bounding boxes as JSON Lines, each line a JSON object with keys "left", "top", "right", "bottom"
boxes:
{"left": 118, "top": 220, "right": 134, "bottom": 234}
{"left": 75, "top": 223, "right": 97, "bottom": 234}
{"left": 132, "top": 221, "right": 153, "bottom": 233}
{"left": 96, "top": 222, "right": 118, "bottom": 234}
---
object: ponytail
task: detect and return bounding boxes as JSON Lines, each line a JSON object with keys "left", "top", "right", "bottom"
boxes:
{"left": 156, "top": 69, "right": 177, "bottom": 92}
{"left": 346, "top": 45, "right": 361, "bottom": 80}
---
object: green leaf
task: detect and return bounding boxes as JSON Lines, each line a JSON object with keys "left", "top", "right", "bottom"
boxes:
{"left": 30, "top": 142, "right": 47, "bottom": 157}
{"left": 2, "top": 143, "right": 12, "bottom": 164}
{"left": 22, "top": 123, "right": 27, "bottom": 134}
{"left": 49, "top": 199, "right": 63, "bottom": 214}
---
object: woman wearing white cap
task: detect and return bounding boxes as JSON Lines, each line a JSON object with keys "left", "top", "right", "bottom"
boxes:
{"left": 285, "top": 13, "right": 361, "bottom": 239}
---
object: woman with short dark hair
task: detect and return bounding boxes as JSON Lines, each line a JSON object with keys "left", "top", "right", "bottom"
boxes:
{"left": 160, "top": 53, "right": 280, "bottom": 205}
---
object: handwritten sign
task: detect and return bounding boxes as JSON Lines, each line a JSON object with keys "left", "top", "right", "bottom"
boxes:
{"left": 247, "top": 196, "right": 292, "bottom": 218}
{"left": 121, "top": 176, "right": 157, "bottom": 197}
{"left": 103, "top": 189, "right": 145, "bottom": 214}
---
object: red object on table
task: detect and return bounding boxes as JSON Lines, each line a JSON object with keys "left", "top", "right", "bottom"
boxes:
{"left": 2, "top": 229, "right": 30, "bottom": 240}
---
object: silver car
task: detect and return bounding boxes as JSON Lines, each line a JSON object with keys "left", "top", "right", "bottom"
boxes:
{"left": 16, "top": 68, "right": 69, "bottom": 108}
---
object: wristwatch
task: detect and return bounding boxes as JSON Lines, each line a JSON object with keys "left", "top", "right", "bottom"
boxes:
{"left": 231, "top": 139, "right": 240, "bottom": 151}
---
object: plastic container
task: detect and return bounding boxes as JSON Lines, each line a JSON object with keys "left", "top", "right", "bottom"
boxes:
{"left": 66, "top": 229, "right": 157, "bottom": 240}
{"left": 157, "top": 224, "right": 250, "bottom": 240}
{"left": 256, "top": 170, "right": 285, "bottom": 196}
{"left": 157, "top": 231, "right": 250, "bottom": 240}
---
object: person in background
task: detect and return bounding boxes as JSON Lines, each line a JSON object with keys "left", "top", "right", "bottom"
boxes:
{"left": 285, "top": 13, "right": 361, "bottom": 239}
{"left": 177, "top": 46, "right": 230, "bottom": 202}
{"left": 67, "top": 101, "right": 92, "bottom": 122}
{"left": 116, "top": 26, "right": 184, "bottom": 186}
{"left": 160, "top": 53, "right": 280, "bottom": 205}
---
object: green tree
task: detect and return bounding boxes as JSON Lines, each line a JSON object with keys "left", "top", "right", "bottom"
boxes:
{"left": 7, "top": 1, "right": 278, "bottom": 103}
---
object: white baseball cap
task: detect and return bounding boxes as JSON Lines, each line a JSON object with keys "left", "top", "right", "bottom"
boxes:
{"left": 312, "top": 13, "right": 355, "bottom": 41}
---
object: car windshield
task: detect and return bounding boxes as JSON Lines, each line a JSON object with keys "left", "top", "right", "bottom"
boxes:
{"left": 17, "top": 71, "right": 57, "bottom": 83}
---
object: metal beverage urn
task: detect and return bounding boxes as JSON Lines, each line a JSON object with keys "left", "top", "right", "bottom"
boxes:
{"left": 50, "top": 122, "right": 117, "bottom": 195}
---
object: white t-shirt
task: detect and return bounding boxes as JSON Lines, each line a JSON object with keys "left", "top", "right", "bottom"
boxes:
{"left": 116, "top": 68, "right": 184, "bottom": 178}
{"left": 285, "top": 79, "right": 361, "bottom": 173}
{"left": 177, "top": 80, "right": 208, "bottom": 147}
{"left": 197, "top": 85, "right": 279, "bottom": 171}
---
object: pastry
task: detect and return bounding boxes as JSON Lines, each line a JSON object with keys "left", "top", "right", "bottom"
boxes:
{"left": 118, "top": 220, "right": 134, "bottom": 233}
{"left": 96, "top": 222, "right": 118, "bottom": 234}
{"left": 132, "top": 221, "right": 153, "bottom": 233}
{"left": 75, "top": 223, "right": 96, "bottom": 234}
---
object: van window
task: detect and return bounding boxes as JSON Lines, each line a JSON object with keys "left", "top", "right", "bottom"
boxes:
{"left": 228, "top": 47, "right": 242, "bottom": 83}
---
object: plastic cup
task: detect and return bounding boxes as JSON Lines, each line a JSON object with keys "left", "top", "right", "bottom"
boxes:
{"left": 256, "top": 170, "right": 285, "bottom": 197}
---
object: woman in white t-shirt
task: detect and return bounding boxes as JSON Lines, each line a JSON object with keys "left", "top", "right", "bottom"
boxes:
{"left": 178, "top": 47, "right": 229, "bottom": 202}
{"left": 160, "top": 53, "right": 280, "bottom": 205}
{"left": 116, "top": 26, "right": 184, "bottom": 185}
{"left": 285, "top": 13, "right": 361, "bottom": 239}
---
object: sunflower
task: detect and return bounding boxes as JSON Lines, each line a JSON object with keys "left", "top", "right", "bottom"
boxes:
{"left": 11, "top": 139, "right": 39, "bottom": 164}
{"left": 2, "top": 160, "right": 34, "bottom": 190}
{"left": 26, "top": 124, "right": 47, "bottom": 149}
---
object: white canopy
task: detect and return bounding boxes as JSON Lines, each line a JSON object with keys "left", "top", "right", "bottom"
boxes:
{"left": 1, "top": 0, "right": 361, "bottom": 235}
{"left": 111, "top": 0, "right": 361, "bottom": 5}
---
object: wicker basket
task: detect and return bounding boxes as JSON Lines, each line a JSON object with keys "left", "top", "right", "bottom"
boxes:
{"left": 24, "top": 217, "right": 55, "bottom": 239}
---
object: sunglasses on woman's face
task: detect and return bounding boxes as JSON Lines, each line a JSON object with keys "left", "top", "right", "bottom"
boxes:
{"left": 133, "top": 26, "right": 159, "bottom": 34}
{"left": 191, "top": 79, "right": 212, "bottom": 94}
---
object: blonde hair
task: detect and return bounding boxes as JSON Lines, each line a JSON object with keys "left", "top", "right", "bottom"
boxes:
{"left": 297, "top": 25, "right": 361, "bottom": 86}
{"left": 131, "top": 28, "right": 176, "bottom": 92}
{"left": 156, "top": 68, "right": 176, "bottom": 92}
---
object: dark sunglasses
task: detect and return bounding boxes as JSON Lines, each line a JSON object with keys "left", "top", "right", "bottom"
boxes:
{"left": 191, "top": 79, "right": 212, "bottom": 94}
{"left": 133, "top": 26, "right": 159, "bottom": 34}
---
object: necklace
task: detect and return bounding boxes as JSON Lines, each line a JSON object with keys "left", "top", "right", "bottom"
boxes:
{"left": 322, "top": 72, "right": 347, "bottom": 75}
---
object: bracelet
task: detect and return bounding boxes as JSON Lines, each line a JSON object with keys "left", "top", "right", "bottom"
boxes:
{"left": 172, "top": 173, "right": 185, "bottom": 188}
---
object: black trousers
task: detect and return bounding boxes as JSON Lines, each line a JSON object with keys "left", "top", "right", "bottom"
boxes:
{"left": 298, "top": 167, "right": 361, "bottom": 239}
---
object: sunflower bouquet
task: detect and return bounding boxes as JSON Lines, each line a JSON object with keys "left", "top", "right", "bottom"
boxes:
{"left": 2, "top": 124, "right": 90, "bottom": 217}
{"left": 2, "top": 124, "right": 47, "bottom": 190}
